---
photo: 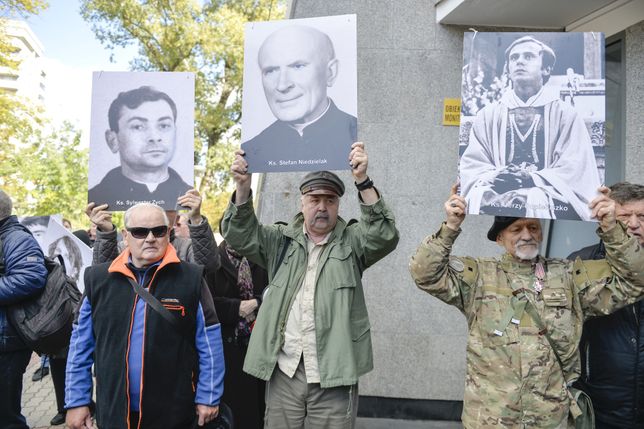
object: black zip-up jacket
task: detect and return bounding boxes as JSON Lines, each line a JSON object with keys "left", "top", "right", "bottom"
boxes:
{"left": 570, "top": 241, "right": 644, "bottom": 428}
{"left": 66, "top": 246, "right": 224, "bottom": 429}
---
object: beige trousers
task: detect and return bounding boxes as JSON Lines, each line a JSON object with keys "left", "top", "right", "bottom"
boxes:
{"left": 264, "top": 359, "right": 358, "bottom": 429}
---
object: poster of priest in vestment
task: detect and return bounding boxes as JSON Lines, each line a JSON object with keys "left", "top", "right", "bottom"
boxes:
{"left": 458, "top": 32, "right": 605, "bottom": 221}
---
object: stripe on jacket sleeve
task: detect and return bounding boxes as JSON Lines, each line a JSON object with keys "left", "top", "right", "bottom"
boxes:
{"left": 194, "top": 302, "right": 225, "bottom": 406}
{"left": 65, "top": 296, "right": 95, "bottom": 409}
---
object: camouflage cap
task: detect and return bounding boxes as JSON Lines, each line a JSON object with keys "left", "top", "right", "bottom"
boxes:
{"left": 487, "top": 216, "right": 521, "bottom": 241}
{"left": 299, "top": 171, "right": 345, "bottom": 197}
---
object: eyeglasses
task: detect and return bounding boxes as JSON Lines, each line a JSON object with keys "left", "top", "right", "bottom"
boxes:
{"left": 126, "top": 225, "right": 169, "bottom": 239}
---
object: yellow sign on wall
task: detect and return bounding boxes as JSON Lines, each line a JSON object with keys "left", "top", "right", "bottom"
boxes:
{"left": 443, "top": 98, "right": 461, "bottom": 126}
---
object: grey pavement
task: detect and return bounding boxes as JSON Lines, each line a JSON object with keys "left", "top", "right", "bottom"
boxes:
{"left": 22, "top": 353, "right": 62, "bottom": 429}
{"left": 21, "top": 351, "right": 462, "bottom": 429}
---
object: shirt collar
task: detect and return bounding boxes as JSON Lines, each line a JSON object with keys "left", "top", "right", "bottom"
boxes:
{"left": 302, "top": 223, "right": 332, "bottom": 247}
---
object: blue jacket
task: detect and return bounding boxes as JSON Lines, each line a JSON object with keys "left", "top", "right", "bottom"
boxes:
{"left": 0, "top": 215, "right": 47, "bottom": 351}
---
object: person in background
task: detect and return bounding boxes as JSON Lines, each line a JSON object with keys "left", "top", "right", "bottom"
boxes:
{"left": 206, "top": 218, "right": 269, "bottom": 428}
{"left": 0, "top": 189, "right": 47, "bottom": 429}
{"left": 87, "top": 224, "right": 97, "bottom": 248}
{"left": 570, "top": 182, "right": 644, "bottom": 429}
{"left": 174, "top": 213, "right": 190, "bottom": 239}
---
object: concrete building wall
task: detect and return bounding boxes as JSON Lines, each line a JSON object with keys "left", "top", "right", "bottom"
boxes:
{"left": 625, "top": 20, "right": 644, "bottom": 185}
{"left": 254, "top": 0, "right": 644, "bottom": 406}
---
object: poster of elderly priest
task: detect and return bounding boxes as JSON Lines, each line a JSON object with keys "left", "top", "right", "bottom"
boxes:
{"left": 458, "top": 32, "right": 605, "bottom": 221}
{"left": 87, "top": 71, "right": 195, "bottom": 211}
{"left": 241, "top": 14, "right": 358, "bottom": 173}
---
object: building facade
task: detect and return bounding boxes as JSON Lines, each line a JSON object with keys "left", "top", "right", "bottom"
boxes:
{"left": 0, "top": 19, "right": 46, "bottom": 105}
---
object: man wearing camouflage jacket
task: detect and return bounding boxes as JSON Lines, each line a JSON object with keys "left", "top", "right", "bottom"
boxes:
{"left": 409, "top": 185, "right": 644, "bottom": 428}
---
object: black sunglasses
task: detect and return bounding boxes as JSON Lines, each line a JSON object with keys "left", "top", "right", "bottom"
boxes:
{"left": 126, "top": 225, "right": 169, "bottom": 239}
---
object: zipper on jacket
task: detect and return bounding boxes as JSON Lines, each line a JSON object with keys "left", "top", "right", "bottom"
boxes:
{"left": 584, "top": 342, "right": 590, "bottom": 381}
{"left": 634, "top": 303, "right": 640, "bottom": 327}
{"left": 125, "top": 295, "right": 139, "bottom": 428}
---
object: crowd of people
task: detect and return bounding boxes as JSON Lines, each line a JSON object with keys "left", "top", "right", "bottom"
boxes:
{"left": 0, "top": 33, "right": 641, "bottom": 429}
{"left": 1, "top": 145, "right": 643, "bottom": 429}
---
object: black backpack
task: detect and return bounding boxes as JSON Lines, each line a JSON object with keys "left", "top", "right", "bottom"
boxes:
{"left": 0, "top": 236, "right": 82, "bottom": 355}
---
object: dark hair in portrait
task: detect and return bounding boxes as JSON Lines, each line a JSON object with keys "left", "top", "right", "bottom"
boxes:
{"left": 21, "top": 215, "right": 49, "bottom": 229}
{"left": 48, "top": 235, "right": 83, "bottom": 282}
{"left": 108, "top": 85, "right": 178, "bottom": 132}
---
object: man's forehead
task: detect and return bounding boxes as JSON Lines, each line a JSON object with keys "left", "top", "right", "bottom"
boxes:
{"left": 509, "top": 41, "right": 542, "bottom": 55}
{"left": 128, "top": 207, "right": 166, "bottom": 224}
{"left": 259, "top": 29, "right": 325, "bottom": 66}
{"left": 616, "top": 200, "right": 644, "bottom": 213}
{"left": 506, "top": 218, "right": 541, "bottom": 230}
{"left": 304, "top": 191, "right": 339, "bottom": 199}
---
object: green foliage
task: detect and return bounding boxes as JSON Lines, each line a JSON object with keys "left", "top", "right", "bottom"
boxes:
{"left": 0, "top": 1, "right": 95, "bottom": 230}
{"left": 0, "top": 123, "right": 90, "bottom": 228}
{"left": 0, "top": 0, "right": 47, "bottom": 16}
{"left": 80, "top": 0, "right": 285, "bottom": 222}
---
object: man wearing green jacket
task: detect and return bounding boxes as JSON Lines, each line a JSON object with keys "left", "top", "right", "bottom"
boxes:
{"left": 222, "top": 142, "right": 399, "bottom": 429}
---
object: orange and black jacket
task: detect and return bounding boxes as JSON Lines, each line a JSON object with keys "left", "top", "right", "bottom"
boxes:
{"left": 65, "top": 244, "right": 224, "bottom": 429}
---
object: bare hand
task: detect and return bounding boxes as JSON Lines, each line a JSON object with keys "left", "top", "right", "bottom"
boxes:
{"left": 231, "top": 149, "right": 251, "bottom": 204}
{"left": 589, "top": 186, "right": 616, "bottom": 231}
{"left": 196, "top": 404, "right": 219, "bottom": 426}
{"left": 177, "top": 189, "right": 203, "bottom": 225}
{"left": 349, "top": 142, "right": 368, "bottom": 183}
{"left": 85, "top": 202, "right": 114, "bottom": 232}
{"left": 66, "top": 406, "right": 94, "bottom": 429}
{"left": 445, "top": 183, "right": 466, "bottom": 231}
{"left": 239, "top": 299, "right": 258, "bottom": 318}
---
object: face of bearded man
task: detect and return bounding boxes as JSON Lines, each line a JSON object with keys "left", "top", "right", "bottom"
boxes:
{"left": 496, "top": 218, "right": 543, "bottom": 261}
{"left": 301, "top": 192, "right": 340, "bottom": 238}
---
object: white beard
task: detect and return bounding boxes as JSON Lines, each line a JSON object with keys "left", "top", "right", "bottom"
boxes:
{"left": 515, "top": 243, "right": 539, "bottom": 261}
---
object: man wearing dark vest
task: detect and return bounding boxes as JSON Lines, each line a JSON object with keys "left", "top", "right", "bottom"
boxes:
{"left": 570, "top": 182, "right": 644, "bottom": 428}
{"left": 65, "top": 202, "right": 224, "bottom": 429}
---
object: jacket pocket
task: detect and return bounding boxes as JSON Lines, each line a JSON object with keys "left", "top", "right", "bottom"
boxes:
{"left": 162, "top": 304, "right": 186, "bottom": 316}
{"left": 542, "top": 287, "right": 569, "bottom": 308}
{"left": 541, "top": 285, "right": 574, "bottom": 354}
{"left": 326, "top": 245, "right": 356, "bottom": 290}
{"left": 474, "top": 286, "right": 515, "bottom": 345}
{"left": 351, "top": 318, "right": 371, "bottom": 342}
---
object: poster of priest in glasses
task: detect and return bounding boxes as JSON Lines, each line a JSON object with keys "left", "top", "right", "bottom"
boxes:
{"left": 458, "top": 32, "right": 605, "bottom": 221}
{"left": 87, "top": 72, "right": 195, "bottom": 211}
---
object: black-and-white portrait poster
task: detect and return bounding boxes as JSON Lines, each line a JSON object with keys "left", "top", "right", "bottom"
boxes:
{"left": 88, "top": 71, "right": 195, "bottom": 211}
{"left": 241, "top": 14, "right": 358, "bottom": 173}
{"left": 458, "top": 32, "right": 605, "bottom": 221}
{"left": 20, "top": 216, "right": 92, "bottom": 293}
